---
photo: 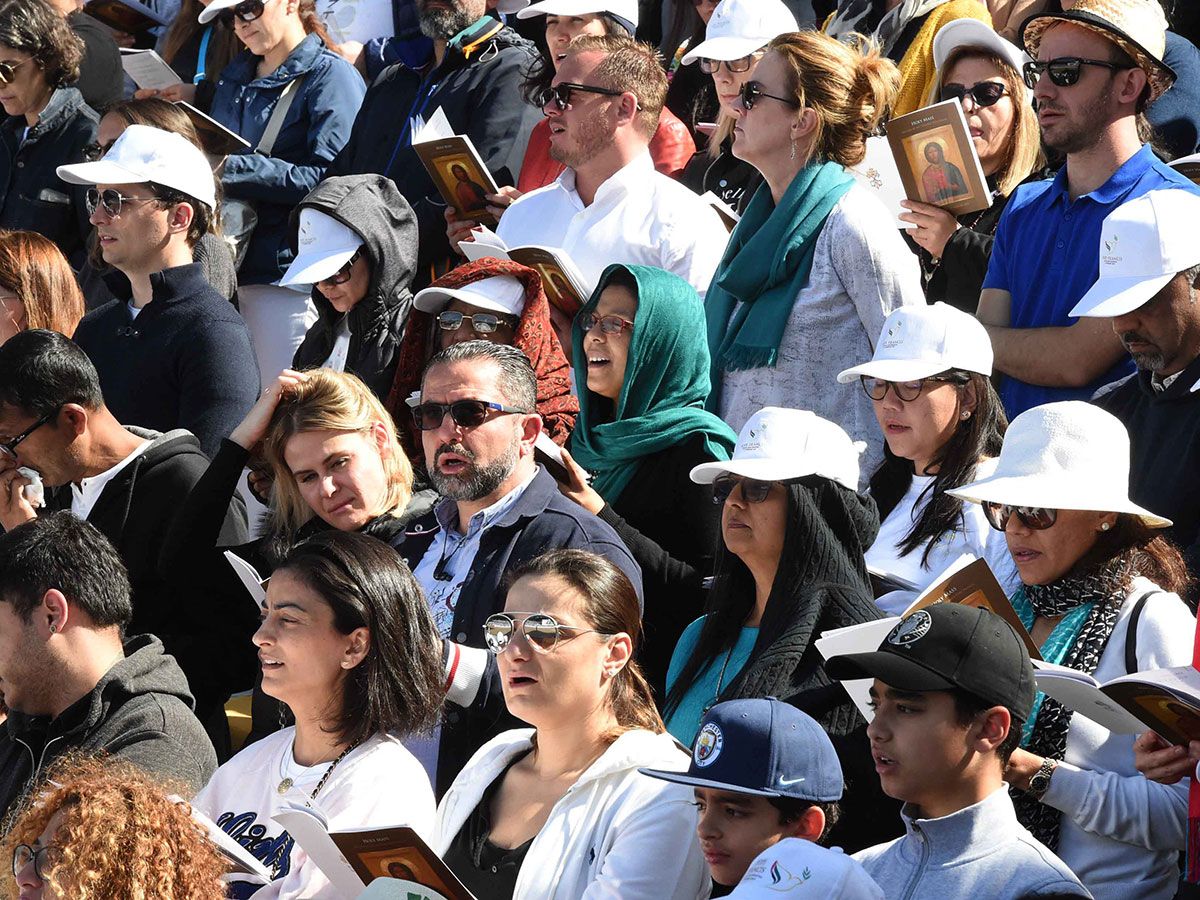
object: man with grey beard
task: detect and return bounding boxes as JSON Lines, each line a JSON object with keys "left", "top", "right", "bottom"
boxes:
{"left": 396, "top": 341, "right": 640, "bottom": 795}
{"left": 325, "top": 0, "right": 541, "bottom": 284}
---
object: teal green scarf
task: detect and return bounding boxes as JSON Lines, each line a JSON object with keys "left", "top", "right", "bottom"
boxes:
{"left": 569, "top": 264, "right": 737, "bottom": 503}
{"left": 704, "top": 160, "right": 855, "bottom": 409}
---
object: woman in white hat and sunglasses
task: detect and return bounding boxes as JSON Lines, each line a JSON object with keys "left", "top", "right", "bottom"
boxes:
{"left": 949, "top": 400, "right": 1195, "bottom": 900}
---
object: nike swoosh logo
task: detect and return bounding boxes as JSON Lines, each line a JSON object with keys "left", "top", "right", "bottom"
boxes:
{"left": 778, "top": 776, "right": 806, "bottom": 786}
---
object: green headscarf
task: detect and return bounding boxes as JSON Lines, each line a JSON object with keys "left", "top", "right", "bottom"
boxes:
{"left": 569, "top": 264, "right": 737, "bottom": 504}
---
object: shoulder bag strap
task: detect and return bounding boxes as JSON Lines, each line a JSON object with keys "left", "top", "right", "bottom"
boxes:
{"left": 255, "top": 73, "right": 307, "bottom": 157}
{"left": 1125, "top": 589, "right": 1163, "bottom": 674}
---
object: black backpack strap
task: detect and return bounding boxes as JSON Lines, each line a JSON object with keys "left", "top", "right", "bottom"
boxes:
{"left": 1125, "top": 590, "right": 1163, "bottom": 674}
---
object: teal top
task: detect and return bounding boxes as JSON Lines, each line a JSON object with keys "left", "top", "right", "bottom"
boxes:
{"left": 664, "top": 616, "right": 759, "bottom": 746}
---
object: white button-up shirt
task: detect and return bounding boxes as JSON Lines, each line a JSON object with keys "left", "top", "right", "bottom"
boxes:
{"left": 497, "top": 151, "right": 729, "bottom": 298}
{"left": 70, "top": 440, "right": 151, "bottom": 521}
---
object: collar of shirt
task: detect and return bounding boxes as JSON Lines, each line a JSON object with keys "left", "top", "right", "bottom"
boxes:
{"left": 1046, "top": 144, "right": 1156, "bottom": 210}
{"left": 432, "top": 466, "right": 540, "bottom": 539}
{"left": 897, "top": 787, "right": 1020, "bottom": 864}
{"left": 1153, "top": 369, "right": 1183, "bottom": 392}
{"left": 557, "top": 151, "right": 655, "bottom": 210}
{"left": 70, "top": 441, "right": 151, "bottom": 520}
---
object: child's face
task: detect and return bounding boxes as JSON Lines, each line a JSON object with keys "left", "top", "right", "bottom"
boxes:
{"left": 693, "top": 788, "right": 799, "bottom": 888}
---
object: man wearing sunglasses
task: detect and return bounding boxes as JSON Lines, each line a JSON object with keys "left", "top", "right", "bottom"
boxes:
{"left": 977, "top": 0, "right": 1200, "bottom": 420}
{"left": 56, "top": 125, "right": 259, "bottom": 460}
{"left": 394, "top": 340, "right": 639, "bottom": 795}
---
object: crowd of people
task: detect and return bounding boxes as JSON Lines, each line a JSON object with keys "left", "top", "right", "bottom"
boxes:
{"left": 0, "top": 0, "right": 1199, "bottom": 896}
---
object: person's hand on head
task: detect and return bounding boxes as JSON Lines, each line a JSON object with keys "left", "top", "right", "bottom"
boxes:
{"left": 0, "top": 466, "right": 38, "bottom": 532}
{"left": 1133, "top": 730, "right": 1200, "bottom": 784}
{"left": 485, "top": 186, "right": 524, "bottom": 221}
{"left": 900, "top": 200, "right": 961, "bottom": 260}
{"left": 445, "top": 206, "right": 480, "bottom": 257}
{"left": 554, "top": 447, "right": 604, "bottom": 514}
{"left": 230, "top": 369, "right": 310, "bottom": 451}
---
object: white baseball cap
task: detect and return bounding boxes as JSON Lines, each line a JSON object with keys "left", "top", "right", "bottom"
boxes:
{"left": 681, "top": 0, "right": 798, "bottom": 65}
{"left": 933, "top": 18, "right": 1031, "bottom": 74}
{"left": 199, "top": 0, "right": 253, "bottom": 24}
{"left": 690, "top": 407, "right": 865, "bottom": 491}
{"left": 516, "top": 0, "right": 638, "bottom": 24}
{"left": 837, "top": 303, "right": 993, "bottom": 384}
{"left": 414, "top": 274, "right": 526, "bottom": 317}
{"left": 279, "top": 209, "right": 364, "bottom": 287}
{"left": 947, "top": 401, "right": 1171, "bottom": 527}
{"left": 57, "top": 124, "right": 216, "bottom": 209}
{"left": 729, "top": 839, "right": 884, "bottom": 900}
{"left": 1069, "top": 190, "right": 1200, "bottom": 318}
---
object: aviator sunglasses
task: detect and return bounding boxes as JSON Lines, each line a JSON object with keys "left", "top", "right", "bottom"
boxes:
{"left": 0, "top": 58, "right": 27, "bottom": 86}
{"left": 483, "top": 612, "right": 612, "bottom": 654}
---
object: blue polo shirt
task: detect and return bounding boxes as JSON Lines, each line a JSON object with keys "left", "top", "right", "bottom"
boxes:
{"left": 983, "top": 144, "right": 1200, "bottom": 416}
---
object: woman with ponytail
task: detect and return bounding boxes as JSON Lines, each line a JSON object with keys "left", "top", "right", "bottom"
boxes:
{"left": 433, "top": 550, "right": 708, "bottom": 900}
{"left": 704, "top": 31, "right": 924, "bottom": 479}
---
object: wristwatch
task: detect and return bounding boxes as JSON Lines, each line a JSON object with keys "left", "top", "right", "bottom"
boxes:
{"left": 1026, "top": 758, "right": 1058, "bottom": 800}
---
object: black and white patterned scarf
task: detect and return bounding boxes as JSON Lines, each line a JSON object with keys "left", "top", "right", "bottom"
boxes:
{"left": 825, "top": 0, "right": 948, "bottom": 55}
{"left": 1013, "top": 555, "right": 1133, "bottom": 849}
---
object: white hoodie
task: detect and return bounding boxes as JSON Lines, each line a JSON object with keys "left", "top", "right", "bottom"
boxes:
{"left": 433, "top": 728, "right": 708, "bottom": 900}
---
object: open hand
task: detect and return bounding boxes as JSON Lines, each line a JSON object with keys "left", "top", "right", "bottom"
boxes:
{"left": 230, "top": 369, "right": 309, "bottom": 451}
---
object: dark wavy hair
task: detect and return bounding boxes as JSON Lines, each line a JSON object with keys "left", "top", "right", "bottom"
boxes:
{"left": 0, "top": 0, "right": 83, "bottom": 89}
{"left": 868, "top": 370, "right": 1007, "bottom": 569}
{"left": 1072, "top": 515, "right": 1195, "bottom": 599}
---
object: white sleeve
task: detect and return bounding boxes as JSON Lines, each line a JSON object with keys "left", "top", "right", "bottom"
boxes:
{"left": 659, "top": 201, "right": 728, "bottom": 301}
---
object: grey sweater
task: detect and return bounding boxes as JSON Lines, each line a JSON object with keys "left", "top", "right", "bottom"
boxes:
{"left": 853, "top": 787, "right": 1091, "bottom": 899}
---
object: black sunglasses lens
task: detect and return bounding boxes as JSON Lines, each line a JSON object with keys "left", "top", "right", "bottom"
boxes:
{"left": 742, "top": 479, "right": 772, "bottom": 502}
{"left": 1049, "top": 61, "right": 1080, "bottom": 86}
{"left": 0, "top": 63, "right": 13, "bottom": 85}
{"left": 974, "top": 83, "right": 1006, "bottom": 106}
{"left": 740, "top": 84, "right": 756, "bottom": 109}
{"left": 983, "top": 502, "right": 1008, "bottom": 531}
{"left": 1020, "top": 506, "right": 1057, "bottom": 529}
{"left": 712, "top": 476, "right": 735, "bottom": 505}
{"left": 524, "top": 614, "right": 560, "bottom": 651}
{"left": 449, "top": 400, "right": 489, "bottom": 428}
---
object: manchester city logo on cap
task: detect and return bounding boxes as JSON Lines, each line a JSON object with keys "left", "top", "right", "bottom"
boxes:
{"left": 887, "top": 610, "right": 932, "bottom": 647}
{"left": 694, "top": 722, "right": 724, "bottom": 768}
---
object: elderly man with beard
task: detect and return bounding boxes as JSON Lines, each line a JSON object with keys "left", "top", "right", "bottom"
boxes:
{"left": 398, "top": 340, "right": 641, "bottom": 795}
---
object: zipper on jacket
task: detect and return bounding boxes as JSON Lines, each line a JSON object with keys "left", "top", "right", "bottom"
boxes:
{"left": 900, "top": 823, "right": 931, "bottom": 900}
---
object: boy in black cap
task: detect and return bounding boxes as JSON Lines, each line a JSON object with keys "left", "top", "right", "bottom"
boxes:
{"left": 826, "top": 605, "right": 1090, "bottom": 898}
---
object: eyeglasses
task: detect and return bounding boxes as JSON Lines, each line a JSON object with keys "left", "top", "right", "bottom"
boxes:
{"left": 484, "top": 612, "right": 612, "bottom": 654}
{"left": 0, "top": 408, "right": 57, "bottom": 462}
{"left": 1022, "top": 57, "right": 1133, "bottom": 90}
{"left": 85, "top": 188, "right": 162, "bottom": 218}
{"left": 539, "top": 81, "right": 626, "bottom": 111}
{"left": 578, "top": 313, "right": 634, "bottom": 335}
{"left": 318, "top": 249, "right": 362, "bottom": 286}
{"left": 712, "top": 474, "right": 775, "bottom": 506}
{"left": 0, "top": 59, "right": 27, "bottom": 86}
{"left": 436, "top": 311, "right": 516, "bottom": 334}
{"left": 982, "top": 502, "right": 1059, "bottom": 532}
{"left": 939, "top": 81, "right": 1009, "bottom": 109}
{"left": 737, "top": 81, "right": 800, "bottom": 112}
{"left": 12, "top": 843, "right": 58, "bottom": 881}
{"left": 859, "top": 375, "right": 960, "bottom": 403}
{"left": 215, "top": 0, "right": 267, "bottom": 26}
{"left": 699, "top": 53, "right": 762, "bottom": 75}
{"left": 82, "top": 140, "right": 115, "bottom": 163}
{"left": 411, "top": 398, "right": 528, "bottom": 431}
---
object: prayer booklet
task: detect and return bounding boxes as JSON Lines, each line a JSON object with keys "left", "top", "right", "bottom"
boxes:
{"left": 461, "top": 225, "right": 591, "bottom": 316}
{"left": 177, "top": 102, "right": 252, "bottom": 157}
{"left": 83, "top": 0, "right": 168, "bottom": 32}
{"left": 273, "top": 809, "right": 477, "bottom": 900}
{"left": 699, "top": 191, "right": 741, "bottom": 233}
{"left": 816, "top": 618, "right": 903, "bottom": 720}
{"left": 224, "top": 550, "right": 267, "bottom": 608}
{"left": 1170, "top": 153, "right": 1200, "bottom": 186}
{"left": 413, "top": 108, "right": 501, "bottom": 225}
{"left": 886, "top": 99, "right": 992, "bottom": 216}
{"left": 119, "top": 47, "right": 182, "bottom": 91}
{"left": 178, "top": 796, "right": 272, "bottom": 884}
{"left": 848, "top": 135, "right": 909, "bottom": 228}
{"left": 1032, "top": 661, "right": 1200, "bottom": 744}
{"left": 865, "top": 564, "right": 920, "bottom": 598}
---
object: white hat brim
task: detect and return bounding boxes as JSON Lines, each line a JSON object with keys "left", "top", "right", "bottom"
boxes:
{"left": 1069, "top": 272, "right": 1176, "bottom": 318}
{"left": 413, "top": 286, "right": 517, "bottom": 316}
{"left": 681, "top": 35, "right": 769, "bottom": 65}
{"left": 690, "top": 457, "right": 834, "bottom": 486}
{"left": 198, "top": 0, "right": 242, "bottom": 24}
{"left": 280, "top": 246, "right": 359, "bottom": 287}
{"left": 947, "top": 475, "right": 1172, "bottom": 528}
{"left": 836, "top": 358, "right": 963, "bottom": 384}
{"left": 57, "top": 159, "right": 149, "bottom": 187}
{"left": 517, "top": 0, "right": 620, "bottom": 18}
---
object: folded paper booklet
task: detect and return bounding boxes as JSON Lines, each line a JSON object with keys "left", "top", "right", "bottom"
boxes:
{"left": 224, "top": 551, "right": 267, "bottom": 608}
{"left": 699, "top": 191, "right": 740, "bottom": 233}
{"left": 886, "top": 99, "right": 992, "bottom": 217}
{"left": 866, "top": 564, "right": 920, "bottom": 599}
{"left": 273, "top": 809, "right": 476, "bottom": 900}
{"left": 816, "top": 618, "right": 903, "bottom": 720}
{"left": 176, "top": 796, "right": 272, "bottom": 885}
{"left": 848, "top": 135, "right": 909, "bottom": 228}
{"left": 461, "top": 225, "right": 591, "bottom": 316}
{"left": 1032, "top": 661, "right": 1200, "bottom": 745}
{"left": 177, "top": 102, "right": 251, "bottom": 157}
{"left": 413, "top": 108, "right": 501, "bottom": 226}
{"left": 84, "top": 0, "right": 169, "bottom": 32}
{"left": 120, "top": 48, "right": 182, "bottom": 91}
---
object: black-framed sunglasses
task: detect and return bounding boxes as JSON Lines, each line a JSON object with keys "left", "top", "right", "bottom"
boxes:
{"left": 85, "top": 188, "right": 162, "bottom": 218}
{"left": 578, "top": 313, "right": 633, "bottom": 335}
{"left": 0, "top": 408, "right": 58, "bottom": 462}
{"left": 712, "top": 474, "right": 775, "bottom": 506}
{"left": 318, "top": 249, "right": 362, "bottom": 286}
{"left": 12, "top": 843, "right": 58, "bottom": 880}
{"left": 215, "top": 0, "right": 267, "bottom": 26}
{"left": 539, "top": 81, "right": 626, "bottom": 111}
{"left": 859, "top": 374, "right": 962, "bottom": 403}
{"left": 0, "top": 59, "right": 27, "bottom": 86}
{"left": 939, "top": 81, "right": 1009, "bottom": 109}
{"left": 436, "top": 310, "right": 516, "bottom": 334}
{"left": 982, "top": 502, "right": 1059, "bottom": 532}
{"left": 82, "top": 140, "right": 115, "bottom": 163}
{"left": 411, "top": 398, "right": 527, "bottom": 431}
{"left": 484, "top": 612, "right": 612, "bottom": 655}
{"left": 738, "top": 81, "right": 800, "bottom": 112}
{"left": 1022, "top": 57, "right": 1133, "bottom": 90}
{"left": 699, "top": 53, "right": 762, "bottom": 75}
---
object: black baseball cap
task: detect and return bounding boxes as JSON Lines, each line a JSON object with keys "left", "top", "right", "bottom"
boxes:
{"left": 825, "top": 604, "right": 1034, "bottom": 722}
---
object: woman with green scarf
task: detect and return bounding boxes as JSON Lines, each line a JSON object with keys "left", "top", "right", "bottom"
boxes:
{"left": 556, "top": 263, "right": 737, "bottom": 696}
{"left": 705, "top": 30, "right": 925, "bottom": 481}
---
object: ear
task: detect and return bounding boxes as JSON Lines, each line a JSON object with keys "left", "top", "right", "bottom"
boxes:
{"left": 791, "top": 107, "right": 818, "bottom": 142}
{"left": 40, "top": 588, "right": 70, "bottom": 637}
{"left": 166, "top": 201, "right": 195, "bottom": 237}
{"left": 517, "top": 411, "right": 542, "bottom": 458}
{"left": 785, "top": 805, "right": 826, "bottom": 842}
{"left": 972, "top": 705, "right": 1012, "bottom": 755}
{"left": 1096, "top": 511, "right": 1119, "bottom": 533}
{"left": 58, "top": 403, "right": 89, "bottom": 439}
{"left": 601, "top": 630, "right": 633, "bottom": 682}
{"left": 616, "top": 91, "right": 640, "bottom": 128}
{"left": 1116, "top": 67, "right": 1149, "bottom": 107}
{"left": 370, "top": 420, "right": 391, "bottom": 460}
{"left": 341, "top": 626, "right": 370, "bottom": 670}
{"left": 960, "top": 378, "right": 979, "bottom": 416}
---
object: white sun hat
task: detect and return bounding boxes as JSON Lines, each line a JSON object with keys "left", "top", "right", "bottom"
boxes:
{"left": 680, "top": 0, "right": 798, "bottom": 65}
{"left": 57, "top": 124, "right": 216, "bottom": 209}
{"left": 947, "top": 401, "right": 1171, "bottom": 527}
{"left": 516, "top": 0, "right": 638, "bottom": 23}
{"left": 1069, "top": 190, "right": 1200, "bottom": 319}
{"left": 413, "top": 274, "right": 526, "bottom": 317}
{"left": 279, "top": 208, "right": 364, "bottom": 287}
{"left": 690, "top": 407, "right": 865, "bottom": 491}
{"left": 837, "top": 302, "right": 993, "bottom": 384}
{"left": 933, "top": 18, "right": 1031, "bottom": 74}
{"left": 729, "top": 839, "right": 884, "bottom": 900}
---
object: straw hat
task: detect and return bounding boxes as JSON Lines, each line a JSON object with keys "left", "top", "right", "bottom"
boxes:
{"left": 1020, "top": 0, "right": 1175, "bottom": 102}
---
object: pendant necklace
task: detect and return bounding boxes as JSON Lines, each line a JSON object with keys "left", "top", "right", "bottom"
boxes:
{"left": 278, "top": 739, "right": 361, "bottom": 799}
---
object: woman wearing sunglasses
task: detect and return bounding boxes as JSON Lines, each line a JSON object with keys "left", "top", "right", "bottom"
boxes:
{"left": 433, "top": 549, "right": 707, "bottom": 900}
{"left": 900, "top": 20, "right": 1045, "bottom": 311}
{"left": 837, "top": 302, "right": 1018, "bottom": 611}
{"left": 555, "top": 263, "right": 736, "bottom": 695}
{"left": 0, "top": 0, "right": 97, "bottom": 266}
{"left": 948, "top": 400, "right": 1196, "bottom": 900}
{"left": 704, "top": 31, "right": 922, "bottom": 478}
{"left": 195, "top": 530, "right": 445, "bottom": 899}
{"left": 134, "top": 0, "right": 241, "bottom": 111}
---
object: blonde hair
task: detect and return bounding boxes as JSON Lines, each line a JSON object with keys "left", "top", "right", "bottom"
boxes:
{"left": 262, "top": 370, "right": 413, "bottom": 539}
{"left": 932, "top": 47, "right": 1044, "bottom": 197}
{"left": 768, "top": 32, "right": 899, "bottom": 168}
{"left": 567, "top": 34, "right": 668, "bottom": 137}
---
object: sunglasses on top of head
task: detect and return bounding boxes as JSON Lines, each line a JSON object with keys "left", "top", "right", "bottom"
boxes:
{"left": 215, "top": 0, "right": 267, "bottom": 26}
{"left": 411, "top": 398, "right": 528, "bottom": 431}
{"left": 1022, "top": 57, "right": 1133, "bottom": 90}
{"left": 981, "top": 502, "right": 1058, "bottom": 532}
{"left": 938, "top": 81, "right": 1009, "bottom": 108}
{"left": 0, "top": 58, "right": 28, "bottom": 86}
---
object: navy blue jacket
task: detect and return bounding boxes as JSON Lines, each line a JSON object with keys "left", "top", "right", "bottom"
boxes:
{"left": 1149, "top": 32, "right": 1200, "bottom": 160}
{"left": 72, "top": 263, "right": 260, "bottom": 459}
{"left": 210, "top": 34, "right": 365, "bottom": 284}
{"left": 395, "top": 467, "right": 643, "bottom": 796}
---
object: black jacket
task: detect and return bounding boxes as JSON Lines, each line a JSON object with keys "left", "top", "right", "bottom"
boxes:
{"left": 70, "top": 11, "right": 123, "bottom": 112}
{"left": 0, "top": 87, "right": 96, "bottom": 264}
{"left": 680, "top": 141, "right": 763, "bottom": 215}
{"left": 327, "top": 17, "right": 541, "bottom": 282}
{"left": 291, "top": 175, "right": 418, "bottom": 398}
{"left": 46, "top": 428, "right": 249, "bottom": 725}
{"left": 0, "top": 635, "right": 218, "bottom": 825}
{"left": 395, "top": 467, "right": 642, "bottom": 795}
{"left": 72, "top": 263, "right": 260, "bottom": 459}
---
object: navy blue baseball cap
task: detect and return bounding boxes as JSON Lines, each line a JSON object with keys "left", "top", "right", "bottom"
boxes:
{"left": 640, "top": 698, "right": 843, "bottom": 802}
